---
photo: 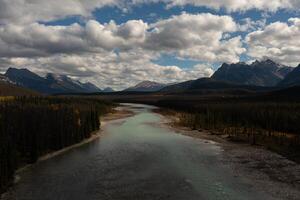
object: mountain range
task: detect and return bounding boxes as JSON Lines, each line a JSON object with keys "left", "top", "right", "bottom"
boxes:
{"left": 2, "top": 68, "right": 104, "bottom": 94}
{"left": 1, "top": 59, "right": 300, "bottom": 95}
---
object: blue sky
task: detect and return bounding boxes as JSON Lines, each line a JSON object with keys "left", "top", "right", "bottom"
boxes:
{"left": 0, "top": 0, "right": 299, "bottom": 89}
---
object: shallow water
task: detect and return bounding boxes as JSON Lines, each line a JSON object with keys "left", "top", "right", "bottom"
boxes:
{"left": 9, "top": 104, "right": 275, "bottom": 200}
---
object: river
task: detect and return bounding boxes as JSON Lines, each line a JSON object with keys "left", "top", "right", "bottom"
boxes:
{"left": 6, "top": 104, "right": 277, "bottom": 200}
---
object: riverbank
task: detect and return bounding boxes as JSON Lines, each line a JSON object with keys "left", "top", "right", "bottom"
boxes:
{"left": 155, "top": 108, "right": 300, "bottom": 200}
{"left": 26, "top": 106, "right": 133, "bottom": 166}
{"left": 1, "top": 106, "right": 134, "bottom": 200}
{"left": 17, "top": 107, "right": 133, "bottom": 171}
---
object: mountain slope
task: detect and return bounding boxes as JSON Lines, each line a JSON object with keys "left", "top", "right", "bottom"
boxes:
{"left": 278, "top": 64, "right": 300, "bottom": 87}
{"left": 103, "top": 87, "right": 115, "bottom": 93}
{"left": 125, "top": 81, "right": 166, "bottom": 92}
{"left": 160, "top": 80, "right": 194, "bottom": 92}
{"left": 46, "top": 73, "right": 101, "bottom": 93}
{"left": 0, "top": 81, "right": 39, "bottom": 96}
{"left": 82, "top": 82, "right": 102, "bottom": 93}
{"left": 211, "top": 60, "right": 293, "bottom": 87}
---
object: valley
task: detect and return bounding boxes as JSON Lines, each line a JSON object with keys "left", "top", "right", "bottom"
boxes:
{"left": 2, "top": 104, "right": 299, "bottom": 200}
{"left": 1, "top": 2, "right": 300, "bottom": 199}
{"left": 1, "top": 59, "right": 300, "bottom": 199}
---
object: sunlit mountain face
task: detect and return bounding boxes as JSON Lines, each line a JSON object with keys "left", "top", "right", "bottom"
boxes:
{"left": 0, "top": 0, "right": 299, "bottom": 90}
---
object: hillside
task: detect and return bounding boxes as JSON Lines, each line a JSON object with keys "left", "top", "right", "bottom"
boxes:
{"left": 279, "top": 64, "right": 300, "bottom": 87}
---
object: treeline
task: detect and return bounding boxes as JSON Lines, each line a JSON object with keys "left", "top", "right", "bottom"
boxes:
{"left": 0, "top": 97, "right": 113, "bottom": 193}
{"left": 156, "top": 100, "right": 300, "bottom": 161}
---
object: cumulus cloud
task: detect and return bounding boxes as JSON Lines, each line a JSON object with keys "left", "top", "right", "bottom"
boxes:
{"left": 246, "top": 18, "right": 300, "bottom": 66}
{"left": 0, "top": 19, "right": 149, "bottom": 57}
{"left": 146, "top": 13, "right": 237, "bottom": 49}
{"left": 0, "top": 13, "right": 244, "bottom": 63}
{"left": 146, "top": 13, "right": 245, "bottom": 63}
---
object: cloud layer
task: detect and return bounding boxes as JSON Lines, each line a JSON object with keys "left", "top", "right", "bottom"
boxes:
{"left": 0, "top": 13, "right": 243, "bottom": 61}
{"left": 1, "top": 0, "right": 299, "bottom": 25}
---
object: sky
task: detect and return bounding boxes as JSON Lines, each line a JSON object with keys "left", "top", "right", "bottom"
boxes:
{"left": 0, "top": 0, "right": 299, "bottom": 90}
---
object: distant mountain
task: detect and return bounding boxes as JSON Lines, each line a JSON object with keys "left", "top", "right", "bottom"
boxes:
{"left": 4, "top": 68, "right": 101, "bottom": 94}
{"left": 279, "top": 64, "right": 300, "bottom": 87}
{"left": 46, "top": 73, "right": 101, "bottom": 93}
{"left": 82, "top": 82, "right": 102, "bottom": 93}
{"left": 5, "top": 68, "right": 54, "bottom": 93}
{"left": 211, "top": 59, "right": 293, "bottom": 87}
{"left": 102, "top": 87, "right": 115, "bottom": 93}
{"left": 160, "top": 80, "right": 194, "bottom": 92}
{"left": 125, "top": 81, "right": 166, "bottom": 92}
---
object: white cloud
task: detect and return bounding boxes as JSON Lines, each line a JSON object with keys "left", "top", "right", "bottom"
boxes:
{"left": 246, "top": 18, "right": 300, "bottom": 66}
{"left": 0, "top": 13, "right": 244, "bottom": 63}
{"left": 0, "top": 0, "right": 119, "bottom": 24}
{"left": 188, "top": 64, "right": 214, "bottom": 77}
{"left": 0, "top": 19, "right": 148, "bottom": 57}
{"left": 145, "top": 13, "right": 245, "bottom": 63}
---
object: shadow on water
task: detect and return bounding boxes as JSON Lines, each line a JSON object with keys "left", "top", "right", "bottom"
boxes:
{"left": 8, "top": 103, "right": 276, "bottom": 200}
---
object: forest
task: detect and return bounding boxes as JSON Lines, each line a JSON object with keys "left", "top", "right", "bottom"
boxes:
{"left": 0, "top": 96, "right": 113, "bottom": 193}
{"left": 155, "top": 98, "right": 300, "bottom": 162}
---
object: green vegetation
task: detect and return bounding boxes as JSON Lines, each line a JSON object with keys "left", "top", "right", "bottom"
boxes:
{"left": 0, "top": 97, "right": 113, "bottom": 193}
{"left": 156, "top": 100, "right": 300, "bottom": 162}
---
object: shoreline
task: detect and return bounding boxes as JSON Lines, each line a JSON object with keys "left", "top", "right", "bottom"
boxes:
{"left": 1, "top": 106, "right": 135, "bottom": 200}
{"left": 155, "top": 108, "right": 300, "bottom": 200}
{"left": 18, "top": 106, "right": 134, "bottom": 173}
